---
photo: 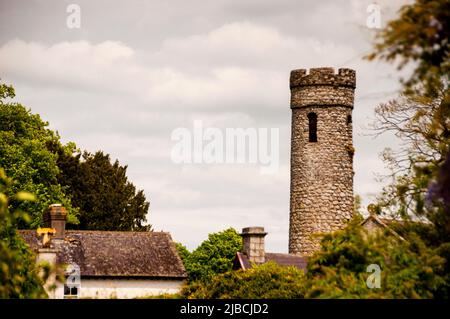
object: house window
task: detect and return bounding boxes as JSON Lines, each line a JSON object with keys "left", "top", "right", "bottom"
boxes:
{"left": 307, "top": 112, "right": 318, "bottom": 142}
{"left": 64, "top": 284, "right": 79, "bottom": 299}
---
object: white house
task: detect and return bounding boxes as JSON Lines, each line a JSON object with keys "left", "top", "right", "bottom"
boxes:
{"left": 19, "top": 204, "right": 187, "bottom": 299}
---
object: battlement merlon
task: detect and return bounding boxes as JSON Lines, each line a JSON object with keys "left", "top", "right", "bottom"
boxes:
{"left": 290, "top": 67, "right": 356, "bottom": 89}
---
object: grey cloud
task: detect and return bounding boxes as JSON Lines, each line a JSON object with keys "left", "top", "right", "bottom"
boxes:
{"left": 0, "top": 0, "right": 411, "bottom": 252}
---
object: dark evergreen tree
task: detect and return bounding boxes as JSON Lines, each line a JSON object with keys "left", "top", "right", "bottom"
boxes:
{"left": 56, "top": 150, "right": 151, "bottom": 231}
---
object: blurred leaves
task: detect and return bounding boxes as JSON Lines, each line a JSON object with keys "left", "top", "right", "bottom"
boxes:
{"left": 0, "top": 168, "right": 47, "bottom": 298}
{"left": 366, "top": 0, "right": 449, "bottom": 98}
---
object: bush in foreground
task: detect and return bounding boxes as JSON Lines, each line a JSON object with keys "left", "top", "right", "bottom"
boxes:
{"left": 182, "top": 262, "right": 306, "bottom": 299}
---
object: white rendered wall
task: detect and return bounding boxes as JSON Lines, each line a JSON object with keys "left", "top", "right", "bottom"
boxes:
{"left": 53, "top": 278, "right": 184, "bottom": 299}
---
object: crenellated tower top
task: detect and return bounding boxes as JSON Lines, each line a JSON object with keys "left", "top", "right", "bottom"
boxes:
{"left": 289, "top": 67, "right": 356, "bottom": 109}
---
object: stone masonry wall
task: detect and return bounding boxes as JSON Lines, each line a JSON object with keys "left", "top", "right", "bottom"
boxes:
{"left": 241, "top": 227, "right": 267, "bottom": 264}
{"left": 289, "top": 67, "right": 355, "bottom": 256}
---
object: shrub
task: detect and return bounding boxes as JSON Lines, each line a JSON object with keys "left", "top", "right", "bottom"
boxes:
{"left": 183, "top": 262, "right": 306, "bottom": 299}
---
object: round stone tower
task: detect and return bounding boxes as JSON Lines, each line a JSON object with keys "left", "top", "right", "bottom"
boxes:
{"left": 289, "top": 67, "right": 356, "bottom": 256}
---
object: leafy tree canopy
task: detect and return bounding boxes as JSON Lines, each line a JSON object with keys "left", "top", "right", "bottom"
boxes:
{"left": 0, "top": 80, "right": 150, "bottom": 231}
{"left": 367, "top": 0, "right": 449, "bottom": 97}
{"left": 182, "top": 221, "right": 449, "bottom": 299}
{"left": 305, "top": 218, "right": 448, "bottom": 298}
{"left": 176, "top": 228, "right": 242, "bottom": 283}
{"left": 366, "top": 2, "right": 449, "bottom": 270}
{"left": 0, "top": 168, "right": 47, "bottom": 298}
{"left": 183, "top": 262, "right": 306, "bottom": 299}
{"left": 0, "top": 81, "right": 78, "bottom": 227}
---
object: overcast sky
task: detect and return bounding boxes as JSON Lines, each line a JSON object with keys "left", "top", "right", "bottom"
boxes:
{"left": 0, "top": 0, "right": 411, "bottom": 252}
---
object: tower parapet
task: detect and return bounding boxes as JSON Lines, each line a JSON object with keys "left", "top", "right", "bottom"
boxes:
{"left": 290, "top": 67, "right": 356, "bottom": 109}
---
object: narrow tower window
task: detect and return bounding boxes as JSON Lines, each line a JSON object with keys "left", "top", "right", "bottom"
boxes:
{"left": 347, "top": 115, "right": 352, "bottom": 125}
{"left": 307, "top": 112, "right": 317, "bottom": 142}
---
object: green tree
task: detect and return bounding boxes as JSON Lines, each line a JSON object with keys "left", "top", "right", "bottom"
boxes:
{"left": 0, "top": 81, "right": 78, "bottom": 228}
{"left": 372, "top": 91, "right": 449, "bottom": 221}
{"left": 366, "top": 0, "right": 449, "bottom": 224}
{"left": 366, "top": 0, "right": 449, "bottom": 97}
{"left": 426, "top": 151, "right": 450, "bottom": 298}
{"left": 367, "top": 0, "right": 449, "bottom": 261}
{"left": 0, "top": 80, "right": 150, "bottom": 231}
{"left": 56, "top": 150, "right": 151, "bottom": 231}
{"left": 183, "top": 262, "right": 306, "bottom": 299}
{"left": 182, "top": 220, "right": 448, "bottom": 299}
{"left": 0, "top": 168, "right": 47, "bottom": 298}
{"left": 305, "top": 218, "right": 447, "bottom": 298}
{"left": 177, "top": 228, "right": 242, "bottom": 283}
{"left": 175, "top": 242, "right": 191, "bottom": 264}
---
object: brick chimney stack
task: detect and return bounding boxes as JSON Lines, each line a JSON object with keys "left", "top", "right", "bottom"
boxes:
{"left": 44, "top": 204, "right": 67, "bottom": 240}
{"left": 241, "top": 227, "right": 267, "bottom": 264}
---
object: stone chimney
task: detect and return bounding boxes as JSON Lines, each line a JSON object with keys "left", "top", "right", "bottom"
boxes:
{"left": 44, "top": 204, "right": 67, "bottom": 240}
{"left": 241, "top": 227, "right": 267, "bottom": 264}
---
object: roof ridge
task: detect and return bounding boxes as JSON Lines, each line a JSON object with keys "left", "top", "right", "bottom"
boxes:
{"left": 19, "top": 229, "right": 171, "bottom": 235}
{"left": 66, "top": 230, "right": 169, "bottom": 234}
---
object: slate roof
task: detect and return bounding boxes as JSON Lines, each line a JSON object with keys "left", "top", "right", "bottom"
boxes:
{"left": 360, "top": 214, "right": 405, "bottom": 241}
{"left": 234, "top": 252, "right": 308, "bottom": 271}
{"left": 19, "top": 230, "right": 187, "bottom": 279}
